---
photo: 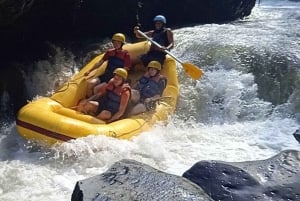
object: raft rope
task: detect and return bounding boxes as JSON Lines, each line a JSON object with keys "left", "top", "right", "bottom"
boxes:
{"left": 144, "top": 96, "right": 173, "bottom": 110}
{"left": 53, "top": 79, "right": 82, "bottom": 94}
{"left": 53, "top": 73, "right": 94, "bottom": 94}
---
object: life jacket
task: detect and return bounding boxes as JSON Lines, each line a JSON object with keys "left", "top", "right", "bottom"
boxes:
{"left": 151, "top": 28, "right": 170, "bottom": 49}
{"left": 100, "top": 48, "right": 129, "bottom": 83}
{"left": 137, "top": 72, "right": 167, "bottom": 100}
{"left": 103, "top": 81, "right": 131, "bottom": 112}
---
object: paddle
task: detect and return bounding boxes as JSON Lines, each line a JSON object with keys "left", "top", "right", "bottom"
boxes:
{"left": 137, "top": 30, "right": 204, "bottom": 80}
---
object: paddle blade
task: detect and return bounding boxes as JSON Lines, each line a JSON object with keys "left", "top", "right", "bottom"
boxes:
{"left": 182, "top": 62, "right": 204, "bottom": 80}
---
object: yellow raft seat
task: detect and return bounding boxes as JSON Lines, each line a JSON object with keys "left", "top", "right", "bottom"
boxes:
{"left": 16, "top": 41, "right": 179, "bottom": 145}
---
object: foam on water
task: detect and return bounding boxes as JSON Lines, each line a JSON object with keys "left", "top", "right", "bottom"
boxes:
{"left": 0, "top": 117, "right": 299, "bottom": 200}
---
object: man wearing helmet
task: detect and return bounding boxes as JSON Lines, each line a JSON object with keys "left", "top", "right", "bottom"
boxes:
{"left": 128, "top": 60, "right": 167, "bottom": 115}
{"left": 77, "top": 68, "right": 131, "bottom": 123}
{"left": 133, "top": 15, "right": 174, "bottom": 67}
{"left": 85, "top": 33, "right": 131, "bottom": 97}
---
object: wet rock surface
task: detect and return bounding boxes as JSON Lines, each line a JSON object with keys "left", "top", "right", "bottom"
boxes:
{"left": 183, "top": 149, "right": 300, "bottom": 201}
{"left": 72, "top": 150, "right": 300, "bottom": 201}
{"left": 71, "top": 159, "right": 213, "bottom": 201}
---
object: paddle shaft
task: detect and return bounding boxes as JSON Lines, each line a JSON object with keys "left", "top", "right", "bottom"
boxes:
{"left": 138, "top": 29, "right": 204, "bottom": 80}
{"left": 137, "top": 30, "right": 184, "bottom": 64}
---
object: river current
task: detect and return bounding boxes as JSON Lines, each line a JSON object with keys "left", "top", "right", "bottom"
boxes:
{"left": 0, "top": 1, "right": 299, "bottom": 200}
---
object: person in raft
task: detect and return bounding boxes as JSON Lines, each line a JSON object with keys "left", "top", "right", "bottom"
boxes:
{"left": 77, "top": 68, "right": 131, "bottom": 123}
{"left": 84, "top": 33, "right": 131, "bottom": 97}
{"left": 128, "top": 60, "right": 167, "bottom": 115}
{"left": 133, "top": 15, "right": 174, "bottom": 67}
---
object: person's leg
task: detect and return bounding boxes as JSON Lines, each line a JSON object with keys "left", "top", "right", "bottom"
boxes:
{"left": 157, "top": 55, "right": 166, "bottom": 66}
{"left": 128, "top": 103, "right": 147, "bottom": 116}
{"left": 141, "top": 52, "right": 166, "bottom": 67}
{"left": 76, "top": 100, "right": 98, "bottom": 115}
{"left": 151, "top": 52, "right": 166, "bottom": 66}
{"left": 140, "top": 54, "right": 152, "bottom": 67}
{"left": 130, "top": 89, "right": 141, "bottom": 104}
{"left": 97, "top": 110, "right": 112, "bottom": 120}
{"left": 86, "top": 78, "right": 100, "bottom": 97}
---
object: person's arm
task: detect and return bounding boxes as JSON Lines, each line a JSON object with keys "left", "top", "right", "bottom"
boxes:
{"left": 75, "top": 91, "right": 103, "bottom": 113}
{"left": 83, "top": 83, "right": 108, "bottom": 103}
{"left": 123, "top": 52, "right": 132, "bottom": 71}
{"left": 134, "top": 26, "right": 153, "bottom": 38}
{"left": 166, "top": 28, "right": 174, "bottom": 50}
{"left": 107, "top": 90, "right": 131, "bottom": 123}
{"left": 158, "top": 78, "right": 167, "bottom": 95}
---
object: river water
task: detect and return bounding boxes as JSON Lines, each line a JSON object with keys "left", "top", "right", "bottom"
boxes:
{"left": 0, "top": 1, "right": 300, "bottom": 200}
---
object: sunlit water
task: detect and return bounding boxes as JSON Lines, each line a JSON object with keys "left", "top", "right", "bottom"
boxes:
{"left": 1, "top": 1, "right": 300, "bottom": 200}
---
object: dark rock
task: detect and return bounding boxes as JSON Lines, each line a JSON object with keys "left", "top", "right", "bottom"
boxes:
{"left": 71, "top": 151, "right": 300, "bottom": 201}
{"left": 0, "top": 0, "right": 256, "bottom": 63}
{"left": 0, "top": 0, "right": 256, "bottom": 34}
{"left": 71, "top": 159, "right": 213, "bottom": 201}
{"left": 293, "top": 129, "right": 300, "bottom": 143}
{"left": 183, "top": 149, "right": 300, "bottom": 201}
{"left": 183, "top": 161, "right": 261, "bottom": 201}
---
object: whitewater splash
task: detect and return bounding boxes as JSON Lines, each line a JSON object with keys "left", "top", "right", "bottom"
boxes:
{"left": 0, "top": 1, "right": 300, "bottom": 200}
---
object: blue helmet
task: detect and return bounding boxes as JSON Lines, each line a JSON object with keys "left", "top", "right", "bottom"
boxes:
{"left": 153, "top": 15, "right": 166, "bottom": 24}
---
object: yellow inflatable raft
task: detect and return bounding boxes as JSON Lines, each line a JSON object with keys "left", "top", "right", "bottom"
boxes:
{"left": 16, "top": 41, "right": 179, "bottom": 145}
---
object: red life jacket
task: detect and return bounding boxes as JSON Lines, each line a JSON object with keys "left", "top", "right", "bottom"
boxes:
{"left": 100, "top": 48, "right": 131, "bottom": 83}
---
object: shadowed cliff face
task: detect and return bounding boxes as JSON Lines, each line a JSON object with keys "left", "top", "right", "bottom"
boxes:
{"left": 0, "top": 0, "right": 77, "bottom": 63}
{"left": 0, "top": 0, "right": 256, "bottom": 64}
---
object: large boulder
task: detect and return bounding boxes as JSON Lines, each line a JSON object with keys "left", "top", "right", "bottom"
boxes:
{"left": 71, "top": 159, "right": 213, "bottom": 201}
{"left": 71, "top": 150, "right": 300, "bottom": 201}
{"left": 183, "top": 149, "right": 300, "bottom": 201}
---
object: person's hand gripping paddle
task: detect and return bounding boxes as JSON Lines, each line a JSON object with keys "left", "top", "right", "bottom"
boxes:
{"left": 137, "top": 30, "right": 204, "bottom": 80}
